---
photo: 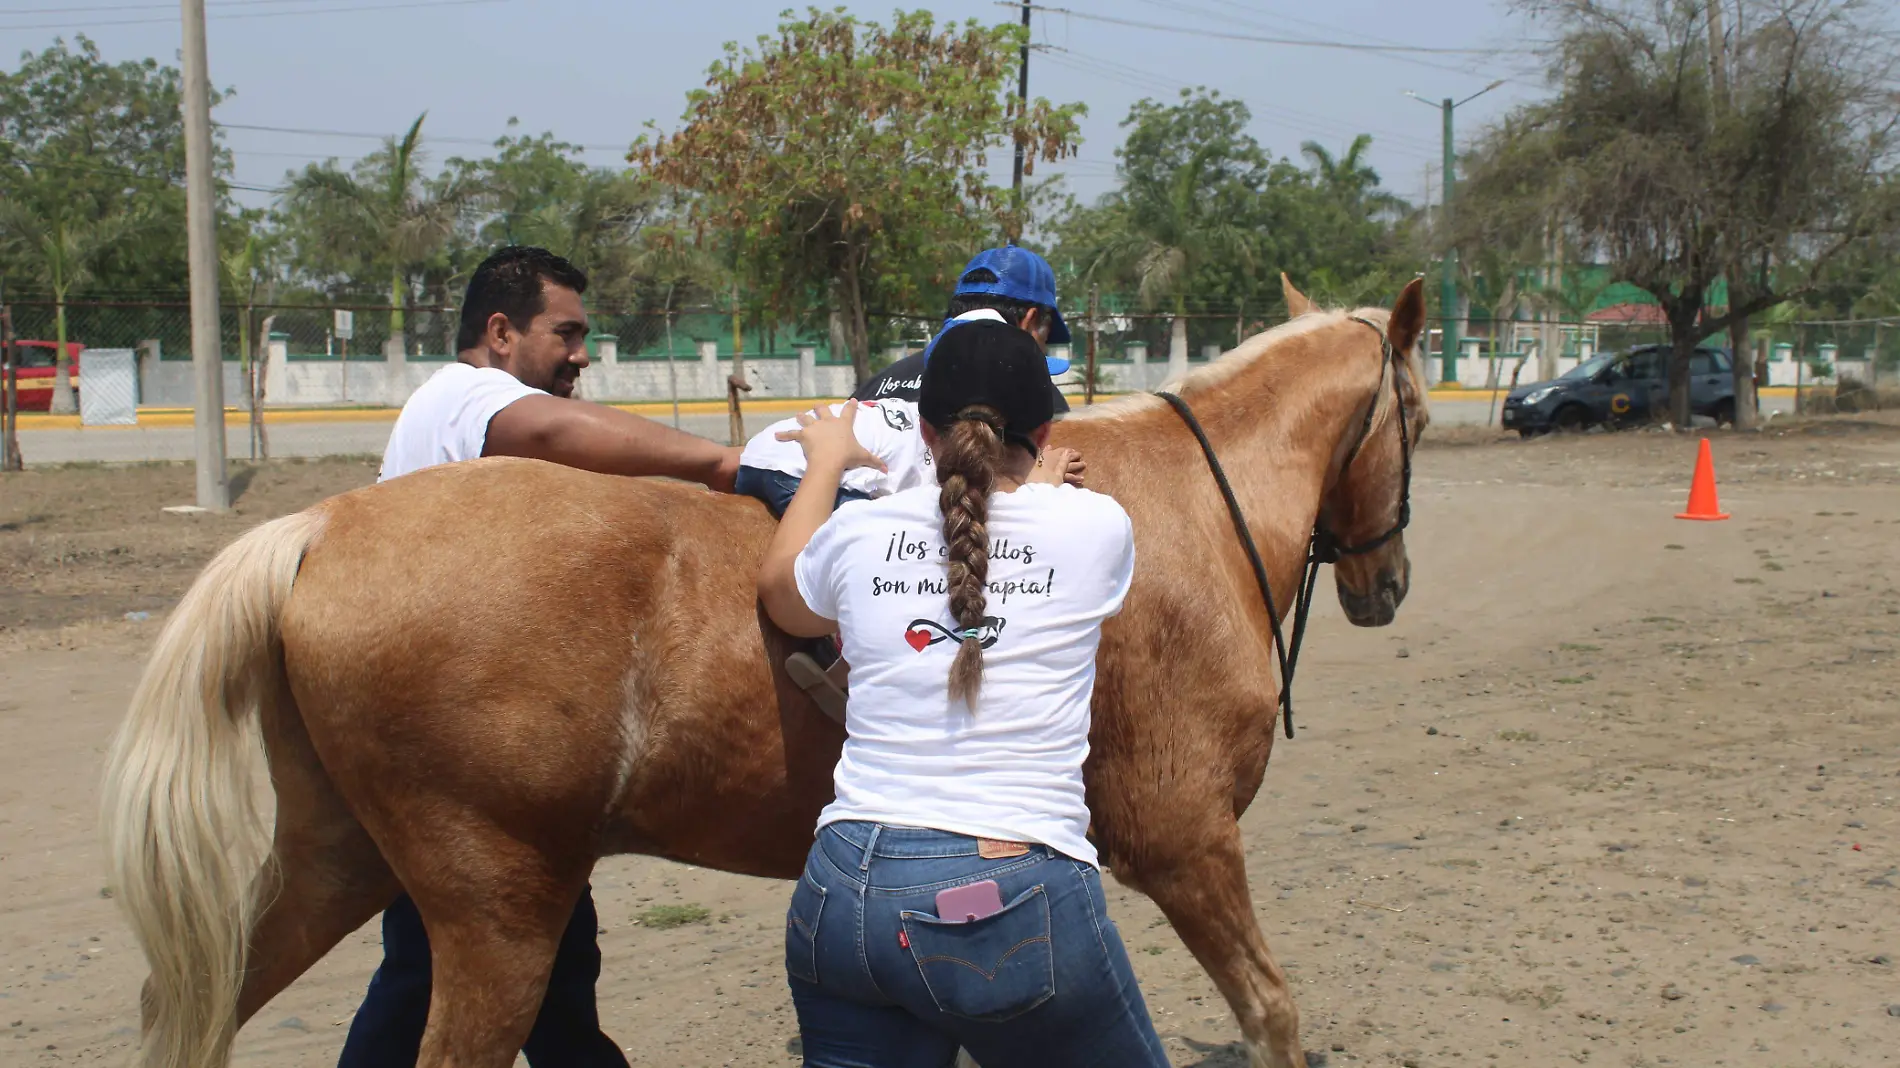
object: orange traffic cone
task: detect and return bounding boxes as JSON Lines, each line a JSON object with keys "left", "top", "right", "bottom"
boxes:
{"left": 1675, "top": 437, "right": 1729, "bottom": 521}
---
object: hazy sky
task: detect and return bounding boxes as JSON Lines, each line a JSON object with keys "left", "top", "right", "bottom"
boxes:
{"left": 2, "top": 0, "right": 1547, "bottom": 211}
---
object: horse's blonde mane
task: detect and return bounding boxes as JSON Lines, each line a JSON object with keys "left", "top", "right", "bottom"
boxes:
{"left": 1066, "top": 306, "right": 1393, "bottom": 423}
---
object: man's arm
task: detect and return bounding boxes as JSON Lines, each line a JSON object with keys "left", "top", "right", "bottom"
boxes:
{"left": 484, "top": 395, "right": 740, "bottom": 492}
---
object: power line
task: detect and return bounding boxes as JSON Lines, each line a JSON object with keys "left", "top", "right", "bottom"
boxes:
{"left": 0, "top": 0, "right": 373, "bottom": 14}
{"left": 1037, "top": 46, "right": 1441, "bottom": 158}
{"left": 0, "top": 0, "right": 509, "bottom": 32}
{"left": 1129, "top": 0, "right": 1525, "bottom": 81}
{"left": 1144, "top": 0, "right": 1421, "bottom": 53}
{"left": 1003, "top": 2, "right": 1512, "bottom": 55}
{"left": 3, "top": 148, "right": 284, "bottom": 193}
{"left": 215, "top": 121, "right": 629, "bottom": 154}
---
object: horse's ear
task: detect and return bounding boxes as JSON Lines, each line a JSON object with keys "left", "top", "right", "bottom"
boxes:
{"left": 1281, "top": 272, "right": 1317, "bottom": 318}
{"left": 1387, "top": 277, "right": 1426, "bottom": 355}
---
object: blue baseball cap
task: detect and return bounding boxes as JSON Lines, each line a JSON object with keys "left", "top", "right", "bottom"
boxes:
{"left": 930, "top": 244, "right": 1071, "bottom": 376}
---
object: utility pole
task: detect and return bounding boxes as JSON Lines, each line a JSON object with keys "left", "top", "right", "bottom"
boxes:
{"left": 181, "top": 0, "right": 229, "bottom": 510}
{"left": 1009, "top": 2, "right": 1030, "bottom": 234}
{"left": 1439, "top": 96, "right": 1459, "bottom": 386}
{"left": 1408, "top": 81, "right": 1503, "bottom": 387}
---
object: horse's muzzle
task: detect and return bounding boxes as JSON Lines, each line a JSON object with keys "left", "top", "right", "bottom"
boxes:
{"left": 1336, "top": 552, "right": 1409, "bottom": 627}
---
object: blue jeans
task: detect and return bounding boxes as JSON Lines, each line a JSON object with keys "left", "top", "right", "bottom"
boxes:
{"left": 737, "top": 465, "right": 873, "bottom": 520}
{"left": 787, "top": 821, "right": 1168, "bottom": 1068}
{"left": 336, "top": 888, "right": 626, "bottom": 1068}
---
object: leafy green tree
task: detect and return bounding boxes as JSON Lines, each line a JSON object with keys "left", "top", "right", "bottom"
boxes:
{"left": 1458, "top": 0, "right": 1899, "bottom": 427}
{"left": 0, "top": 36, "right": 201, "bottom": 300}
{"left": 632, "top": 7, "right": 1084, "bottom": 383}
{"left": 450, "top": 124, "right": 657, "bottom": 308}
{"left": 0, "top": 197, "right": 137, "bottom": 412}
{"left": 0, "top": 36, "right": 222, "bottom": 410}
{"left": 1063, "top": 90, "right": 1271, "bottom": 363}
{"left": 1053, "top": 88, "right": 1414, "bottom": 362}
{"left": 281, "top": 113, "right": 472, "bottom": 339}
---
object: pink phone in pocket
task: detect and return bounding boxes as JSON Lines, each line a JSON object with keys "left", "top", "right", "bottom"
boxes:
{"left": 935, "top": 879, "right": 1004, "bottom": 923}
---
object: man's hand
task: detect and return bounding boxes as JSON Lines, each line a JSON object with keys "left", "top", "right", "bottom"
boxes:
{"left": 1030, "top": 446, "right": 1086, "bottom": 488}
{"left": 775, "top": 404, "right": 887, "bottom": 475}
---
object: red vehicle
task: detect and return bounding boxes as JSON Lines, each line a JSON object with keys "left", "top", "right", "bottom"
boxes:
{"left": 5, "top": 341, "right": 83, "bottom": 411}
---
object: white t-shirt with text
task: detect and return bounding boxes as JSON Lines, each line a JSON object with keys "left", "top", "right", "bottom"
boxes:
{"left": 379, "top": 362, "right": 543, "bottom": 483}
{"left": 739, "top": 399, "right": 935, "bottom": 498}
{"left": 793, "top": 482, "right": 1136, "bottom": 866}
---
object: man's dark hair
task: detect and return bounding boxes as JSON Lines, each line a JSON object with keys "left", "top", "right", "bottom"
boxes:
{"left": 456, "top": 246, "right": 588, "bottom": 352}
{"left": 943, "top": 267, "right": 1049, "bottom": 325}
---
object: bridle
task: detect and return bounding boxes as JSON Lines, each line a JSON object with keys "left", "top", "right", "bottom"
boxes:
{"left": 1157, "top": 315, "right": 1416, "bottom": 739}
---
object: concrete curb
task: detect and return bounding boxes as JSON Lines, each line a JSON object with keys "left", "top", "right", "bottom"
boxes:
{"left": 14, "top": 387, "right": 1808, "bottom": 431}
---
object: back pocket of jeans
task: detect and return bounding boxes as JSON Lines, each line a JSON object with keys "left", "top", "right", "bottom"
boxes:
{"left": 901, "top": 884, "right": 1054, "bottom": 1022}
{"left": 785, "top": 872, "right": 826, "bottom": 984}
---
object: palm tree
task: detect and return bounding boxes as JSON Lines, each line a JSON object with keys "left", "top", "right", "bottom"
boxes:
{"left": 0, "top": 200, "right": 135, "bottom": 414}
{"left": 504, "top": 168, "right": 652, "bottom": 299}
{"left": 285, "top": 113, "right": 468, "bottom": 342}
{"left": 1300, "top": 135, "right": 1407, "bottom": 220}
{"left": 1083, "top": 142, "right": 1254, "bottom": 379}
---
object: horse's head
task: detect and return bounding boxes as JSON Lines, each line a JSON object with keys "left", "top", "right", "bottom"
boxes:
{"left": 1311, "top": 278, "right": 1429, "bottom": 627}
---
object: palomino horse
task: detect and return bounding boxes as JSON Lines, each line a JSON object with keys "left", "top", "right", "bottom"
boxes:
{"left": 101, "top": 279, "right": 1426, "bottom": 1068}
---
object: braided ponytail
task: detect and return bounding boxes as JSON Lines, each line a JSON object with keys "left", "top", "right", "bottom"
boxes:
{"left": 937, "top": 406, "right": 1006, "bottom": 708}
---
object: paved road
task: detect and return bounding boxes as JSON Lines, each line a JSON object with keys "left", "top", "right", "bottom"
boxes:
{"left": 12, "top": 395, "right": 1796, "bottom": 465}
{"left": 15, "top": 412, "right": 739, "bottom": 466}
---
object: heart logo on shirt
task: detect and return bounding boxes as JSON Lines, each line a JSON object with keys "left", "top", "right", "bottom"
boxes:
{"left": 903, "top": 618, "right": 1007, "bottom": 651}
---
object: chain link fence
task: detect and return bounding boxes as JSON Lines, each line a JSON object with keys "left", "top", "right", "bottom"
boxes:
{"left": 3, "top": 298, "right": 1894, "bottom": 402}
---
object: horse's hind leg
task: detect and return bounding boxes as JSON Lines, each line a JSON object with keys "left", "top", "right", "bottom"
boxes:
{"left": 1131, "top": 821, "right": 1303, "bottom": 1068}
{"left": 234, "top": 690, "right": 400, "bottom": 1027}
{"left": 405, "top": 822, "right": 593, "bottom": 1068}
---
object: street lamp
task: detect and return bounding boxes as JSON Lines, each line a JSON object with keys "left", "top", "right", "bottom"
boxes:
{"left": 1407, "top": 79, "right": 1505, "bottom": 385}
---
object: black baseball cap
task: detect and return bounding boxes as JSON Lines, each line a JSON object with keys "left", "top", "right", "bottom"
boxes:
{"left": 919, "top": 320, "right": 1056, "bottom": 453}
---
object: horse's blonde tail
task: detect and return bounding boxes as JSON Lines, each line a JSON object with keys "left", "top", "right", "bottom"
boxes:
{"left": 101, "top": 509, "right": 326, "bottom": 1068}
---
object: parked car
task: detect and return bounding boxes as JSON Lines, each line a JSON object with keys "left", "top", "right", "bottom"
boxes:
{"left": 5, "top": 341, "right": 84, "bottom": 411}
{"left": 1501, "top": 344, "right": 1735, "bottom": 436}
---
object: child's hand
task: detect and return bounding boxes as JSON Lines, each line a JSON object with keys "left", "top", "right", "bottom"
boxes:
{"left": 777, "top": 403, "right": 888, "bottom": 474}
{"left": 1030, "top": 446, "right": 1086, "bottom": 487}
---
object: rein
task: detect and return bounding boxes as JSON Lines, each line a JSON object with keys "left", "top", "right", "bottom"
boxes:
{"left": 1157, "top": 316, "right": 1415, "bottom": 739}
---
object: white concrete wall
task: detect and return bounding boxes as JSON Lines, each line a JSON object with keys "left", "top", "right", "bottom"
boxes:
{"left": 139, "top": 348, "right": 858, "bottom": 407}
{"left": 140, "top": 359, "right": 254, "bottom": 408}
{"left": 574, "top": 358, "right": 856, "bottom": 404}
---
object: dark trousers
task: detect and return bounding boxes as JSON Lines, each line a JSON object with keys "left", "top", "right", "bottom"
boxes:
{"left": 336, "top": 887, "right": 627, "bottom": 1068}
{"left": 735, "top": 465, "right": 873, "bottom": 520}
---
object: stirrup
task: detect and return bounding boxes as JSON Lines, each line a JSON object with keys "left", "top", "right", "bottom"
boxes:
{"left": 786, "top": 652, "right": 847, "bottom": 725}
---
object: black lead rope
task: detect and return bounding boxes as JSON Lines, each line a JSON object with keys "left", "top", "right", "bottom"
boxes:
{"left": 1157, "top": 317, "right": 1414, "bottom": 741}
{"left": 1157, "top": 390, "right": 1302, "bottom": 738}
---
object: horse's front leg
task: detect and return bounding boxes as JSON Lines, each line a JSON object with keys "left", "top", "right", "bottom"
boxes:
{"left": 1126, "top": 820, "right": 1304, "bottom": 1068}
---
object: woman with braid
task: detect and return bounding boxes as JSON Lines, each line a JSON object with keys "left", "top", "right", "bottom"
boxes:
{"left": 757, "top": 320, "right": 1166, "bottom": 1067}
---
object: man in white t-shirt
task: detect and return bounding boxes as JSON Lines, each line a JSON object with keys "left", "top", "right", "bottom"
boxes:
{"left": 343, "top": 246, "right": 740, "bottom": 1068}
{"left": 377, "top": 252, "right": 740, "bottom": 489}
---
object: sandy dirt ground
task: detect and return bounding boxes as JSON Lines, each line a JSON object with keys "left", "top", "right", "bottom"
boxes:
{"left": 4, "top": 417, "right": 1899, "bottom": 1068}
